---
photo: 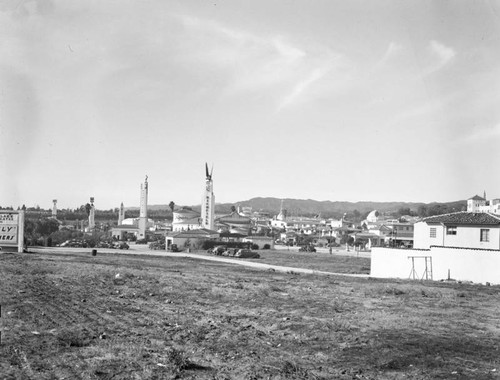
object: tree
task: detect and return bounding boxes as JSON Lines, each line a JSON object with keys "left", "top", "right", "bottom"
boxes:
{"left": 36, "top": 218, "right": 60, "bottom": 236}
{"left": 417, "top": 205, "right": 428, "bottom": 217}
{"left": 397, "top": 207, "right": 412, "bottom": 217}
{"left": 169, "top": 201, "right": 175, "bottom": 213}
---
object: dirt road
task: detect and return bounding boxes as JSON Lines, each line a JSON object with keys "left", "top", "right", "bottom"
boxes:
{"left": 30, "top": 246, "right": 370, "bottom": 279}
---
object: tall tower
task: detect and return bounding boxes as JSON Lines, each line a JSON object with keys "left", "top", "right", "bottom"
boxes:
{"left": 51, "top": 199, "right": 57, "bottom": 219}
{"left": 277, "top": 199, "right": 285, "bottom": 221}
{"left": 89, "top": 197, "right": 95, "bottom": 230}
{"left": 138, "top": 176, "right": 148, "bottom": 239}
{"left": 201, "top": 163, "right": 215, "bottom": 230}
{"left": 118, "top": 202, "right": 125, "bottom": 225}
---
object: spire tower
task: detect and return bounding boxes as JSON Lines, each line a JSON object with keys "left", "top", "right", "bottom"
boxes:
{"left": 88, "top": 197, "right": 95, "bottom": 230}
{"left": 138, "top": 176, "right": 148, "bottom": 239}
{"left": 202, "top": 163, "right": 215, "bottom": 230}
{"left": 52, "top": 199, "right": 57, "bottom": 219}
{"left": 118, "top": 202, "right": 125, "bottom": 225}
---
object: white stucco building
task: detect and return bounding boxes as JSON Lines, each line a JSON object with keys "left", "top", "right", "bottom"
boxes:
{"left": 172, "top": 208, "right": 201, "bottom": 232}
{"left": 467, "top": 194, "right": 500, "bottom": 214}
{"left": 414, "top": 212, "right": 500, "bottom": 250}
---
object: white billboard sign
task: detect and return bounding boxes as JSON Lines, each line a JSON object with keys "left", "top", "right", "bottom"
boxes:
{"left": 0, "top": 211, "right": 24, "bottom": 252}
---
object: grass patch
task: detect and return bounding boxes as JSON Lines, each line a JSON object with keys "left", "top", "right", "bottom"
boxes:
{"left": 1, "top": 252, "right": 499, "bottom": 379}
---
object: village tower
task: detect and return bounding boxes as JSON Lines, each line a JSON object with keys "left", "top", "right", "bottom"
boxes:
{"left": 202, "top": 163, "right": 215, "bottom": 230}
{"left": 118, "top": 202, "right": 125, "bottom": 225}
{"left": 138, "top": 176, "right": 148, "bottom": 239}
{"left": 51, "top": 199, "right": 57, "bottom": 219}
{"left": 88, "top": 197, "right": 95, "bottom": 230}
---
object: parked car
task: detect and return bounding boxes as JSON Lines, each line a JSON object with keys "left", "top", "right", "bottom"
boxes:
{"left": 60, "top": 240, "right": 71, "bottom": 247}
{"left": 210, "top": 246, "right": 227, "bottom": 256}
{"left": 149, "top": 241, "right": 165, "bottom": 250}
{"left": 299, "top": 245, "right": 316, "bottom": 252}
{"left": 168, "top": 244, "right": 180, "bottom": 252}
{"left": 234, "top": 249, "right": 260, "bottom": 259}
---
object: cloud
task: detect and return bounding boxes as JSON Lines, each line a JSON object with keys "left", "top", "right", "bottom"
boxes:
{"left": 376, "top": 42, "right": 403, "bottom": 67}
{"left": 177, "top": 15, "right": 344, "bottom": 109}
{"left": 277, "top": 65, "right": 332, "bottom": 110}
{"left": 456, "top": 123, "right": 500, "bottom": 144}
{"left": 427, "top": 40, "right": 456, "bottom": 74}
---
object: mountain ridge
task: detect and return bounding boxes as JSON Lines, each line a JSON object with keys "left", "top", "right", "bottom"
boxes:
{"left": 126, "top": 197, "right": 467, "bottom": 217}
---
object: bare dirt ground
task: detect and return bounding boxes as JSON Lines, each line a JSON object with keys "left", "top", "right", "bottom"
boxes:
{"left": 1, "top": 250, "right": 500, "bottom": 379}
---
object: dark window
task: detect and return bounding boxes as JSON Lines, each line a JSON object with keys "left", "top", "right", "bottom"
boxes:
{"left": 480, "top": 229, "right": 490, "bottom": 242}
{"left": 446, "top": 226, "right": 457, "bottom": 235}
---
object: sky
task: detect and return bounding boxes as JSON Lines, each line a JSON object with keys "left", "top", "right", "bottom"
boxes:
{"left": 1, "top": 0, "right": 499, "bottom": 210}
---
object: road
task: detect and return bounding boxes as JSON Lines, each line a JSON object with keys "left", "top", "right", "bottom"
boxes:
{"left": 29, "top": 245, "right": 370, "bottom": 279}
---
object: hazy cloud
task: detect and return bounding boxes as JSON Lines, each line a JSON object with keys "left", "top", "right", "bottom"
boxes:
{"left": 427, "top": 40, "right": 456, "bottom": 74}
{"left": 177, "top": 15, "right": 343, "bottom": 109}
{"left": 456, "top": 123, "right": 500, "bottom": 144}
{"left": 377, "top": 42, "right": 403, "bottom": 67}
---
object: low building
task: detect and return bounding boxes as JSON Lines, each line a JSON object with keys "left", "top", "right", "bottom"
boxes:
{"left": 371, "top": 211, "right": 500, "bottom": 285}
{"left": 414, "top": 212, "right": 500, "bottom": 250}
{"left": 165, "top": 228, "right": 219, "bottom": 251}
{"left": 352, "top": 232, "right": 384, "bottom": 249}
{"left": 467, "top": 194, "right": 500, "bottom": 214}
{"left": 242, "top": 236, "right": 274, "bottom": 250}
{"left": 382, "top": 222, "right": 415, "bottom": 248}
{"left": 110, "top": 217, "right": 155, "bottom": 240}
{"left": 172, "top": 208, "right": 201, "bottom": 232}
{"left": 216, "top": 211, "right": 252, "bottom": 235}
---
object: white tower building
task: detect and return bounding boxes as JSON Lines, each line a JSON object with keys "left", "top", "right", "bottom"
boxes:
{"left": 52, "top": 199, "right": 57, "bottom": 219}
{"left": 118, "top": 202, "right": 125, "bottom": 225}
{"left": 201, "top": 163, "right": 215, "bottom": 230}
{"left": 138, "top": 176, "right": 148, "bottom": 239}
{"left": 88, "top": 197, "right": 95, "bottom": 230}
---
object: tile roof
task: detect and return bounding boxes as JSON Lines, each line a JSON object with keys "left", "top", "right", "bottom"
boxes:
{"left": 468, "top": 195, "right": 486, "bottom": 201}
{"left": 171, "top": 229, "right": 219, "bottom": 238}
{"left": 423, "top": 212, "right": 500, "bottom": 225}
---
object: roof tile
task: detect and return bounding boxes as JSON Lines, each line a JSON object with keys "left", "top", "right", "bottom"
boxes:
{"left": 423, "top": 212, "right": 500, "bottom": 225}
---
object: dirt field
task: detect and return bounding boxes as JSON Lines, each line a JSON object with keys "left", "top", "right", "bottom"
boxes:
{"left": 1, "top": 250, "right": 500, "bottom": 379}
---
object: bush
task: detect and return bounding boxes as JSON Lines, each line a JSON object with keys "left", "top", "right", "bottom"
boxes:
{"left": 263, "top": 244, "right": 271, "bottom": 250}
{"left": 251, "top": 244, "right": 259, "bottom": 250}
{"left": 202, "top": 240, "right": 253, "bottom": 250}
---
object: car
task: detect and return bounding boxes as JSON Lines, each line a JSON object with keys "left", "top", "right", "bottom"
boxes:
{"left": 234, "top": 249, "right": 260, "bottom": 259}
{"left": 299, "top": 245, "right": 316, "bottom": 252}
{"left": 149, "top": 241, "right": 165, "bottom": 250}
{"left": 168, "top": 244, "right": 180, "bottom": 252}
{"left": 211, "top": 246, "right": 226, "bottom": 256}
{"left": 60, "top": 240, "right": 71, "bottom": 247}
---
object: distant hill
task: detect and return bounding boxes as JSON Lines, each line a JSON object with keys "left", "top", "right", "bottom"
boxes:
{"left": 217, "top": 197, "right": 467, "bottom": 217}
{"left": 127, "top": 197, "right": 467, "bottom": 218}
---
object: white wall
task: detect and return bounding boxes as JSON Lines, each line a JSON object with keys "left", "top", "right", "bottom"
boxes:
{"left": 414, "top": 221, "right": 445, "bottom": 249}
{"left": 371, "top": 247, "right": 500, "bottom": 285}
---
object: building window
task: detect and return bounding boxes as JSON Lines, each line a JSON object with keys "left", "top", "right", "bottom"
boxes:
{"left": 430, "top": 228, "right": 436, "bottom": 238}
{"left": 446, "top": 226, "right": 457, "bottom": 235}
{"left": 480, "top": 229, "right": 490, "bottom": 242}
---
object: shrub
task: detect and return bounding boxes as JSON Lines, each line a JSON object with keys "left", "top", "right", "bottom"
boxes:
{"left": 202, "top": 241, "right": 253, "bottom": 250}
{"left": 263, "top": 244, "right": 271, "bottom": 250}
